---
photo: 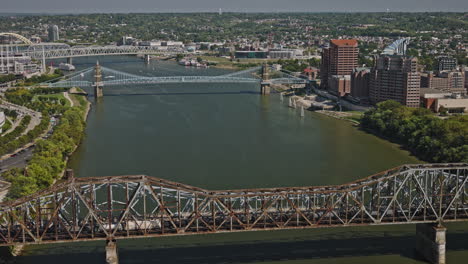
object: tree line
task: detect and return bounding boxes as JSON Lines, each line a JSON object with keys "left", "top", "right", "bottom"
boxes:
{"left": 5, "top": 87, "right": 69, "bottom": 115}
{"left": 0, "top": 74, "right": 16, "bottom": 84}
{"left": 361, "top": 100, "right": 468, "bottom": 163}
{"left": 2, "top": 91, "right": 87, "bottom": 199}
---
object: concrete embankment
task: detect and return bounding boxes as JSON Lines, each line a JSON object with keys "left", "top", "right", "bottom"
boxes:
{"left": 311, "top": 87, "right": 370, "bottom": 112}
{"left": 287, "top": 94, "right": 362, "bottom": 124}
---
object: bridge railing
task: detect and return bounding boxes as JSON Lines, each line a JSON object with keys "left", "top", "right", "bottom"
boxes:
{"left": 0, "top": 163, "right": 466, "bottom": 246}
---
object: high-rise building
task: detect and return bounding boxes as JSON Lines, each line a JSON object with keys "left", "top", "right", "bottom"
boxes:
{"left": 320, "top": 39, "right": 359, "bottom": 92}
{"left": 350, "top": 68, "right": 371, "bottom": 101}
{"left": 48, "top": 25, "right": 60, "bottom": 42}
{"left": 421, "top": 70, "right": 466, "bottom": 95}
{"left": 329, "top": 75, "right": 351, "bottom": 97}
{"left": 369, "top": 55, "right": 420, "bottom": 108}
{"left": 465, "top": 67, "right": 468, "bottom": 90}
{"left": 436, "top": 56, "right": 457, "bottom": 72}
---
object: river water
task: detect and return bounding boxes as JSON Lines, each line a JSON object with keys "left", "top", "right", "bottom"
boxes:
{"left": 15, "top": 56, "right": 468, "bottom": 263}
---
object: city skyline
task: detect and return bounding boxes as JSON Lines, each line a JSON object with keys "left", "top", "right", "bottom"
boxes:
{"left": 2, "top": 0, "right": 468, "bottom": 13}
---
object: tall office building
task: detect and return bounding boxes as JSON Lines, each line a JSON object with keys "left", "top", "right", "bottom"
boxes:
{"left": 320, "top": 39, "right": 359, "bottom": 93}
{"left": 436, "top": 56, "right": 457, "bottom": 72}
{"left": 48, "top": 25, "right": 60, "bottom": 42}
{"left": 350, "top": 68, "right": 371, "bottom": 101}
{"left": 369, "top": 55, "right": 420, "bottom": 108}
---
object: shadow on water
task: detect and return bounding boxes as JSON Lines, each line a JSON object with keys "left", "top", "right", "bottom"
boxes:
{"left": 13, "top": 232, "right": 468, "bottom": 264}
{"left": 97, "top": 91, "right": 260, "bottom": 97}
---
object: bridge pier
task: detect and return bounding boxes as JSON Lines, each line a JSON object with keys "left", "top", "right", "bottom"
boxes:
{"left": 260, "top": 82, "right": 271, "bottom": 95}
{"left": 94, "top": 86, "right": 103, "bottom": 98}
{"left": 105, "top": 239, "right": 119, "bottom": 264}
{"left": 260, "top": 64, "right": 271, "bottom": 95}
{"left": 144, "top": 54, "right": 151, "bottom": 63}
{"left": 66, "top": 57, "right": 73, "bottom": 65}
{"left": 94, "top": 61, "right": 104, "bottom": 99}
{"left": 416, "top": 223, "right": 446, "bottom": 264}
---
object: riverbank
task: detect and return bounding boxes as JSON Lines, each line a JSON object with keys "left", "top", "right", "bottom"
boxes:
{"left": 1, "top": 87, "right": 90, "bottom": 198}
{"left": 315, "top": 110, "right": 362, "bottom": 125}
{"left": 57, "top": 93, "right": 91, "bottom": 181}
{"left": 1, "top": 92, "right": 90, "bottom": 258}
{"left": 16, "top": 56, "right": 429, "bottom": 264}
{"left": 286, "top": 94, "right": 363, "bottom": 125}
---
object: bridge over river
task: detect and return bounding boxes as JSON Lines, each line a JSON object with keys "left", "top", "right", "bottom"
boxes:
{"left": 36, "top": 62, "right": 307, "bottom": 97}
{"left": 0, "top": 163, "right": 466, "bottom": 264}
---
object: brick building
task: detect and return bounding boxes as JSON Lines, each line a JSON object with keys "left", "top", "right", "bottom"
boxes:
{"left": 320, "top": 39, "right": 358, "bottom": 93}
{"left": 329, "top": 75, "right": 351, "bottom": 97}
{"left": 350, "top": 68, "right": 371, "bottom": 101}
{"left": 369, "top": 55, "right": 420, "bottom": 108}
{"left": 436, "top": 56, "right": 457, "bottom": 72}
{"left": 421, "top": 70, "right": 466, "bottom": 95}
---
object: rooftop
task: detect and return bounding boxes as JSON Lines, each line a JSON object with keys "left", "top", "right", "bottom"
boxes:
{"left": 331, "top": 39, "right": 358, "bottom": 47}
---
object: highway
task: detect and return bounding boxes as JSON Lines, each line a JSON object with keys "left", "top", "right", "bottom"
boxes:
{"left": 0, "top": 147, "right": 34, "bottom": 174}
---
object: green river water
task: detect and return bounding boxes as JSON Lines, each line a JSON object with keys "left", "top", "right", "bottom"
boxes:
{"left": 14, "top": 56, "right": 468, "bottom": 264}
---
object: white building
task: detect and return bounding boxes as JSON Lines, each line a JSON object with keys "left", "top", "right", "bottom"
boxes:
{"left": 269, "top": 49, "right": 303, "bottom": 59}
{"left": 0, "top": 55, "right": 41, "bottom": 75}
{"left": 48, "top": 25, "right": 60, "bottom": 42}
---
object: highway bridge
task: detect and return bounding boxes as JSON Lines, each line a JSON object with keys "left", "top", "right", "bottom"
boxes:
{"left": 0, "top": 163, "right": 466, "bottom": 264}
{"left": 1, "top": 32, "right": 183, "bottom": 61}
{"left": 23, "top": 45, "right": 183, "bottom": 60}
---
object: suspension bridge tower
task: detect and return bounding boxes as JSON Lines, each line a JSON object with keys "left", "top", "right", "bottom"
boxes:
{"left": 93, "top": 61, "right": 104, "bottom": 98}
{"left": 260, "top": 63, "right": 271, "bottom": 95}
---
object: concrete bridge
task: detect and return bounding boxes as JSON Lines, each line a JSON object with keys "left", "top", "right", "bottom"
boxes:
{"left": 0, "top": 163, "right": 466, "bottom": 263}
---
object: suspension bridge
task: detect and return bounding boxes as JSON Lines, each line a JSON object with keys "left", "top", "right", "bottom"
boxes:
{"left": 37, "top": 62, "right": 308, "bottom": 97}
{"left": 0, "top": 163, "right": 466, "bottom": 264}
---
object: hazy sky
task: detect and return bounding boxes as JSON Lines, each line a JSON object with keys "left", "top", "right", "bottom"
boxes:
{"left": 2, "top": 0, "right": 468, "bottom": 13}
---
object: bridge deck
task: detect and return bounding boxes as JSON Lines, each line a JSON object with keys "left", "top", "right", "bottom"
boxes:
{"left": 0, "top": 163, "right": 467, "bottom": 246}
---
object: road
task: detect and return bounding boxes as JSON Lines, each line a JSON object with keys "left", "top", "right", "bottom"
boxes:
{"left": 0, "top": 147, "right": 34, "bottom": 174}
{"left": 0, "top": 117, "right": 56, "bottom": 176}
{"left": 63, "top": 91, "right": 74, "bottom": 107}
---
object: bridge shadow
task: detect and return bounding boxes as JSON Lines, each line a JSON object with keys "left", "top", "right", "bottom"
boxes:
{"left": 12, "top": 232, "right": 468, "bottom": 264}
{"left": 97, "top": 90, "right": 262, "bottom": 97}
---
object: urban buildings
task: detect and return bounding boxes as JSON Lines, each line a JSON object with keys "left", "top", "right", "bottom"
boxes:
{"left": 234, "top": 51, "right": 268, "bottom": 59}
{"left": 436, "top": 56, "right": 457, "bottom": 71}
{"left": 119, "top": 36, "right": 136, "bottom": 46}
{"left": 303, "top": 67, "right": 319, "bottom": 80}
{"left": 268, "top": 49, "right": 303, "bottom": 59}
{"left": 328, "top": 75, "right": 351, "bottom": 97}
{"left": 48, "top": 25, "right": 60, "bottom": 42}
{"left": 382, "top": 38, "right": 410, "bottom": 56}
{"left": 369, "top": 55, "right": 421, "bottom": 108}
{"left": 421, "top": 70, "right": 466, "bottom": 95}
{"left": 233, "top": 49, "right": 303, "bottom": 59}
{"left": 320, "top": 39, "right": 359, "bottom": 94}
{"left": 465, "top": 67, "right": 468, "bottom": 90}
{"left": 350, "top": 68, "right": 371, "bottom": 102}
{"left": 0, "top": 55, "right": 41, "bottom": 75}
{"left": 420, "top": 88, "right": 468, "bottom": 113}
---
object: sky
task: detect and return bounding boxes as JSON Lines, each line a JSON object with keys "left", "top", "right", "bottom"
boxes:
{"left": 2, "top": 0, "right": 468, "bottom": 13}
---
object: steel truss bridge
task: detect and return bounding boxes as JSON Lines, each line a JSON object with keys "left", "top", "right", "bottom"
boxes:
{"left": 39, "top": 65, "right": 307, "bottom": 88}
{"left": 23, "top": 45, "right": 183, "bottom": 60}
{"left": 0, "top": 163, "right": 466, "bottom": 247}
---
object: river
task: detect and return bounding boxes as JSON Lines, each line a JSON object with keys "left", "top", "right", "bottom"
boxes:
{"left": 15, "top": 56, "right": 468, "bottom": 263}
